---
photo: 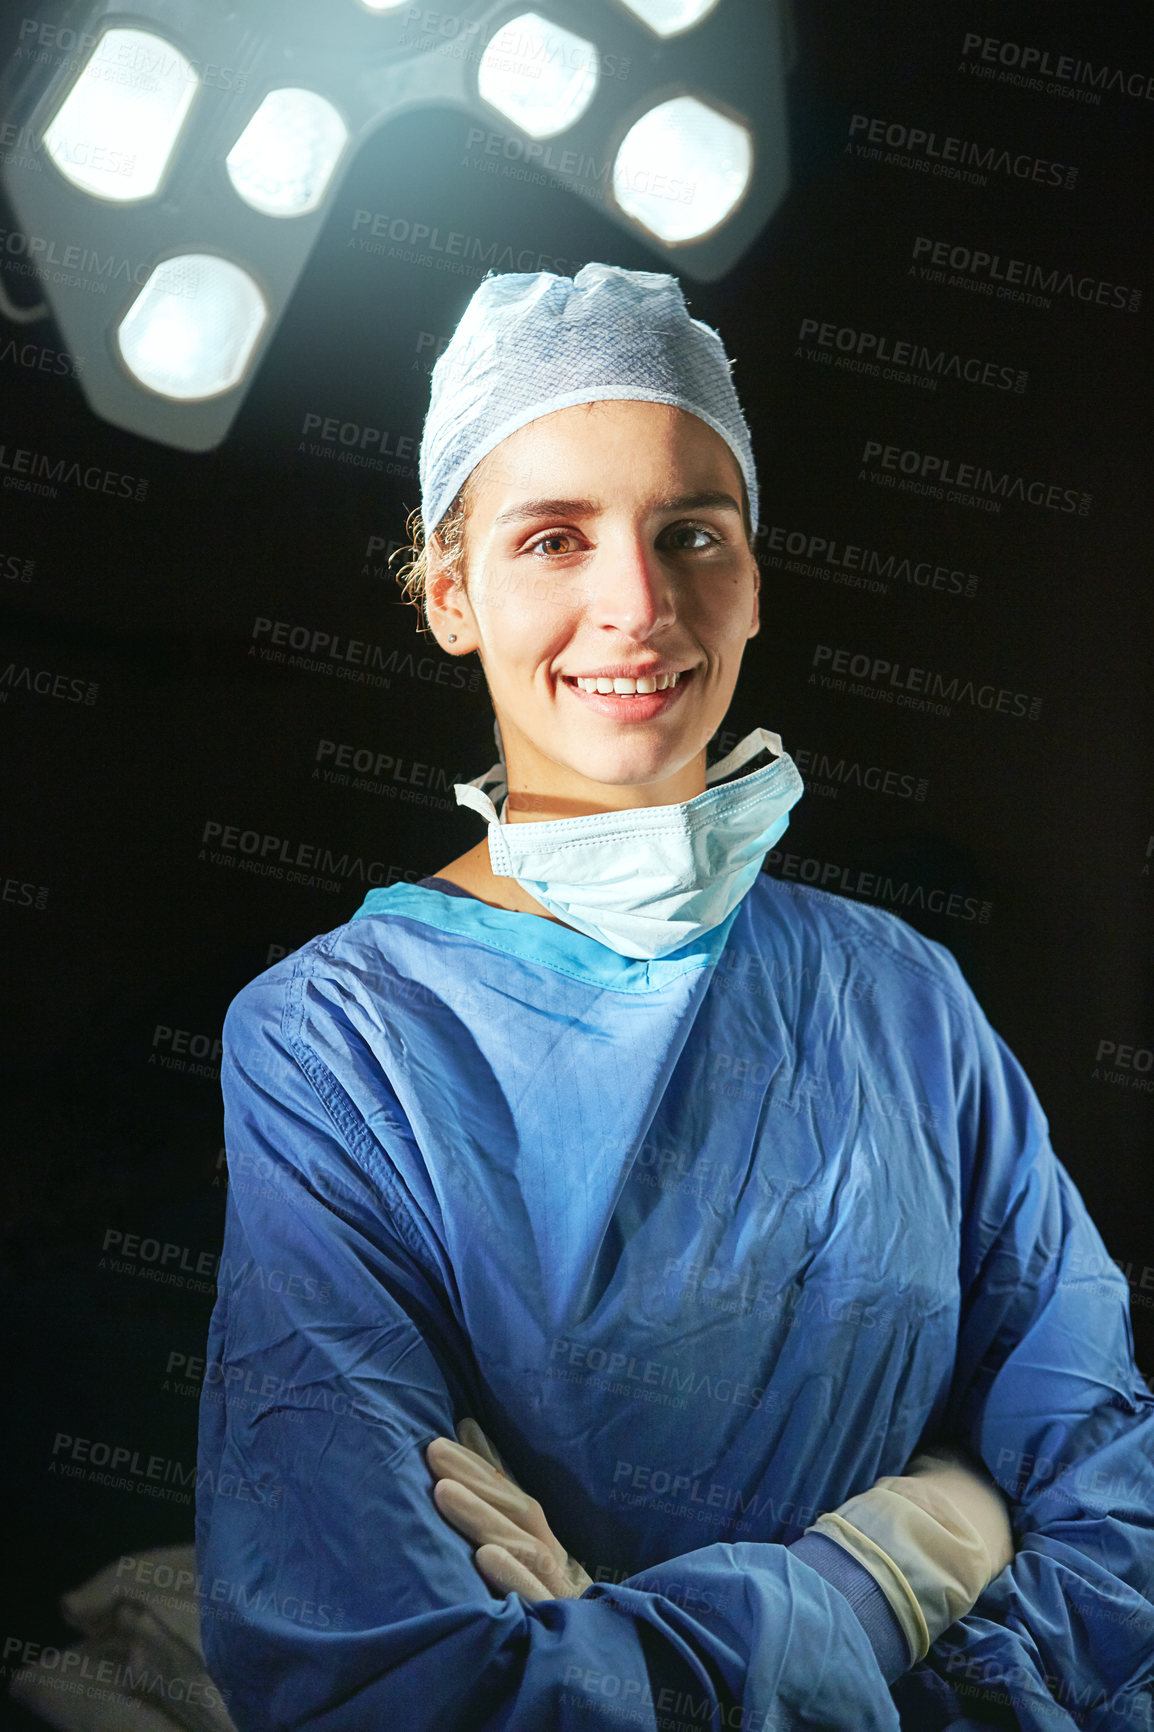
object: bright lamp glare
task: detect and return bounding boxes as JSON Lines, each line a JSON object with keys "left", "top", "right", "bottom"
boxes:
{"left": 477, "top": 12, "right": 598, "bottom": 140}
{"left": 613, "top": 97, "right": 752, "bottom": 243}
{"left": 358, "top": 0, "right": 408, "bottom": 8}
{"left": 42, "top": 28, "right": 197, "bottom": 202}
{"left": 615, "top": 0, "right": 721, "bottom": 35}
{"left": 226, "top": 89, "right": 348, "bottom": 218}
{"left": 117, "top": 255, "right": 268, "bottom": 399}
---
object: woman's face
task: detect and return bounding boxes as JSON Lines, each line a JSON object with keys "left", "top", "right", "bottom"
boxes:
{"left": 427, "top": 399, "right": 760, "bottom": 816}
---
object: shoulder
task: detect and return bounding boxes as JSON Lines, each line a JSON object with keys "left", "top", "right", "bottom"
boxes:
{"left": 222, "top": 911, "right": 395, "bottom": 1062}
{"left": 738, "top": 873, "right": 977, "bottom": 1020}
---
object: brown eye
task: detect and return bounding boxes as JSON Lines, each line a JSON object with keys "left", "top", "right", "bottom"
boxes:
{"left": 663, "top": 523, "right": 721, "bottom": 551}
{"left": 531, "top": 532, "right": 578, "bottom": 556}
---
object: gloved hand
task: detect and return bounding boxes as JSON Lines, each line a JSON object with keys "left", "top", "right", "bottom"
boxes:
{"left": 425, "top": 1418, "right": 593, "bottom": 1602}
{"left": 803, "top": 1441, "right": 1016, "bottom": 1666}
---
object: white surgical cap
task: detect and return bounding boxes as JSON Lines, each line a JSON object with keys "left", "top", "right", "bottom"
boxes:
{"left": 418, "top": 261, "right": 759, "bottom": 536}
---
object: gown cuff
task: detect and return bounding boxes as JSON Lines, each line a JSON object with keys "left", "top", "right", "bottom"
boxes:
{"left": 787, "top": 1531, "right": 910, "bottom": 1683}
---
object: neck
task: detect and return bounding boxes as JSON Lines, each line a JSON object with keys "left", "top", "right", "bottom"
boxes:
{"left": 430, "top": 839, "right": 572, "bottom": 924}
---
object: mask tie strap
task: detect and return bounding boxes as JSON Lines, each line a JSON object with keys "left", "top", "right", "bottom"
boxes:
{"left": 454, "top": 767, "right": 505, "bottom": 826}
{"left": 706, "top": 726, "right": 785, "bottom": 786}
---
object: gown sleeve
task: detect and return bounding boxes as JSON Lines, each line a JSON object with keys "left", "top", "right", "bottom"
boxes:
{"left": 195, "top": 966, "right": 902, "bottom": 1732}
{"left": 892, "top": 960, "right": 1154, "bottom": 1731}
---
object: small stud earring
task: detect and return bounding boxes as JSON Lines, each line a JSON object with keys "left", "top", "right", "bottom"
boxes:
{"left": 448, "top": 634, "right": 457, "bottom": 643}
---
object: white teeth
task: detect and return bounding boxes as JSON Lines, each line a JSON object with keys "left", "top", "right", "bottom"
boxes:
{"left": 573, "top": 672, "right": 680, "bottom": 694}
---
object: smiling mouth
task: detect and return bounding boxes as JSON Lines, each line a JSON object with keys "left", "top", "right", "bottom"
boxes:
{"left": 564, "top": 670, "right": 685, "bottom": 695}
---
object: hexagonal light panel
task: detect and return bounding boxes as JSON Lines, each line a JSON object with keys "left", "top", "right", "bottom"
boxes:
{"left": 613, "top": 96, "right": 753, "bottom": 243}
{"left": 477, "top": 12, "right": 599, "bottom": 140}
{"left": 42, "top": 27, "right": 198, "bottom": 202}
{"left": 2, "top": 0, "right": 789, "bottom": 448}
{"left": 226, "top": 88, "right": 349, "bottom": 217}
{"left": 615, "top": 0, "right": 722, "bottom": 37}
{"left": 116, "top": 254, "right": 269, "bottom": 399}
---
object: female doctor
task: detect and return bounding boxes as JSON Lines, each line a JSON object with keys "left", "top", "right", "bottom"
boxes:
{"left": 196, "top": 264, "right": 1154, "bottom": 1730}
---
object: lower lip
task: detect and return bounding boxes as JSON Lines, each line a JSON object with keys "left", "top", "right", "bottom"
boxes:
{"left": 560, "top": 671, "right": 693, "bottom": 720}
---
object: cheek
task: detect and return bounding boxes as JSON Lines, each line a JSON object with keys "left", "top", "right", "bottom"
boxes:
{"left": 697, "top": 588, "right": 757, "bottom": 650}
{"left": 472, "top": 587, "right": 576, "bottom": 676}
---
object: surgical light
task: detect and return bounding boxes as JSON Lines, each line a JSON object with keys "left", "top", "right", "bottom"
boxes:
{"left": 477, "top": 13, "right": 599, "bottom": 141}
{"left": 615, "top": 0, "right": 722, "bottom": 37}
{"left": 41, "top": 26, "right": 197, "bottom": 201}
{"left": 117, "top": 255, "right": 268, "bottom": 399}
{"left": 613, "top": 97, "right": 753, "bottom": 244}
{"left": 0, "top": 0, "right": 792, "bottom": 450}
{"left": 225, "top": 88, "right": 349, "bottom": 218}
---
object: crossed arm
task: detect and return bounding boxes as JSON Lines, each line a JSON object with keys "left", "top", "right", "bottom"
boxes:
{"left": 426, "top": 1417, "right": 1017, "bottom": 1675}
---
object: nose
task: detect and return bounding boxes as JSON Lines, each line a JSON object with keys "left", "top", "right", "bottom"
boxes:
{"left": 587, "top": 530, "right": 677, "bottom": 642}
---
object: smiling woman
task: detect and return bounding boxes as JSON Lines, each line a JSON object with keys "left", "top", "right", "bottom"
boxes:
{"left": 195, "top": 264, "right": 1154, "bottom": 1732}
{"left": 418, "top": 399, "right": 769, "bottom": 931}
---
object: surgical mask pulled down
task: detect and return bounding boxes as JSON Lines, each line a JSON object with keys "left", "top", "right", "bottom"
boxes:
{"left": 454, "top": 727, "right": 804, "bottom": 960}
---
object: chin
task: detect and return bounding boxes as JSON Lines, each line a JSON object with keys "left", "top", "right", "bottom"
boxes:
{"left": 568, "top": 747, "right": 691, "bottom": 791}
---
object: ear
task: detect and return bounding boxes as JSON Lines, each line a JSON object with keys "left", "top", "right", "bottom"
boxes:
{"left": 747, "top": 556, "right": 760, "bottom": 640}
{"left": 425, "top": 537, "right": 479, "bottom": 654}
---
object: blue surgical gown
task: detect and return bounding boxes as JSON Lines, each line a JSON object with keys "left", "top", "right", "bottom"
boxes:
{"left": 195, "top": 876, "right": 1154, "bottom": 1729}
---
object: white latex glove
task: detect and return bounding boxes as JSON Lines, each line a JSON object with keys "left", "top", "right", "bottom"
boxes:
{"left": 425, "top": 1417, "right": 593, "bottom": 1602}
{"left": 804, "top": 1442, "right": 1015, "bottom": 1664}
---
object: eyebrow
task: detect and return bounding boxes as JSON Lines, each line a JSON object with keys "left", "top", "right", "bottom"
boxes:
{"left": 491, "top": 490, "right": 743, "bottom": 528}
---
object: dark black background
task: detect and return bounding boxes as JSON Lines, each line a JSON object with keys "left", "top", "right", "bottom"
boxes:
{"left": 2, "top": 0, "right": 1151, "bottom": 1714}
